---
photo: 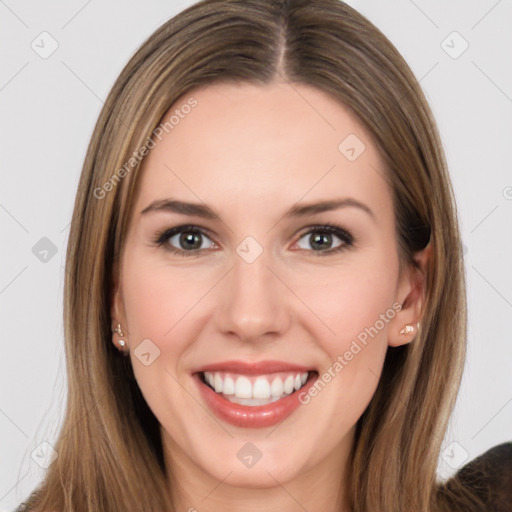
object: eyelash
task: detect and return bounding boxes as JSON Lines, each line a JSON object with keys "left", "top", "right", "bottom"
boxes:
{"left": 152, "top": 223, "right": 355, "bottom": 257}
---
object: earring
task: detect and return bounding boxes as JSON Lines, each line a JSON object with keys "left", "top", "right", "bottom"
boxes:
{"left": 112, "top": 323, "right": 126, "bottom": 349}
{"left": 113, "top": 324, "right": 124, "bottom": 336}
{"left": 399, "top": 324, "right": 415, "bottom": 336}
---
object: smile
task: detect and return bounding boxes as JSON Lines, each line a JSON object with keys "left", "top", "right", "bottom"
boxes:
{"left": 192, "top": 360, "right": 318, "bottom": 428}
{"left": 202, "top": 371, "right": 309, "bottom": 405}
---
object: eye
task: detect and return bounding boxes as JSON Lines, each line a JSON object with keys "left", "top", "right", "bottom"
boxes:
{"left": 153, "top": 225, "right": 216, "bottom": 256}
{"left": 153, "top": 223, "right": 354, "bottom": 257}
{"left": 295, "top": 224, "right": 354, "bottom": 254}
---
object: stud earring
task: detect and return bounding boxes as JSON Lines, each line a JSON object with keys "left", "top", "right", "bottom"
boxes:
{"left": 113, "top": 323, "right": 126, "bottom": 349}
{"left": 399, "top": 324, "right": 415, "bottom": 336}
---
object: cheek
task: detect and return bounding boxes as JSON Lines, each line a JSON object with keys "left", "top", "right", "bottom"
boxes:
{"left": 290, "top": 252, "right": 399, "bottom": 414}
{"left": 121, "top": 254, "right": 221, "bottom": 416}
{"left": 293, "top": 253, "right": 400, "bottom": 350}
{"left": 121, "top": 257, "right": 206, "bottom": 440}
{"left": 121, "top": 255, "right": 209, "bottom": 345}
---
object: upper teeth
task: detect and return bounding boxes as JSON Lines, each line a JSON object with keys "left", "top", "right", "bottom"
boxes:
{"left": 203, "top": 371, "right": 309, "bottom": 399}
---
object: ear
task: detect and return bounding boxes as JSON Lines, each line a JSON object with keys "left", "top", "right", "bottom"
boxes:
{"left": 388, "top": 242, "right": 432, "bottom": 347}
{"left": 110, "top": 260, "right": 127, "bottom": 333}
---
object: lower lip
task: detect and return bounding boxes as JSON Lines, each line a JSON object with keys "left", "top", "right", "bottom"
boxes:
{"left": 194, "top": 372, "right": 317, "bottom": 428}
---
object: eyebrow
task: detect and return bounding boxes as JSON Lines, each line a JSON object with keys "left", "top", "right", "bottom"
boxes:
{"left": 140, "top": 197, "right": 375, "bottom": 221}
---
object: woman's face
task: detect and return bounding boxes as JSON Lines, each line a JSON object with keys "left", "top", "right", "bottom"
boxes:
{"left": 112, "top": 81, "right": 420, "bottom": 489}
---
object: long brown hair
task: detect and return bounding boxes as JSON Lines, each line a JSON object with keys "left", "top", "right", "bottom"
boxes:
{"left": 25, "top": 1, "right": 481, "bottom": 510}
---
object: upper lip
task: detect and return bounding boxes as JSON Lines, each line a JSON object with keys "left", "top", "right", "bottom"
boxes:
{"left": 192, "top": 360, "right": 315, "bottom": 376}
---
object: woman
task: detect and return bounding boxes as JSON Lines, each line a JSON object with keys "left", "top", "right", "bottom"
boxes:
{"left": 16, "top": 0, "right": 510, "bottom": 511}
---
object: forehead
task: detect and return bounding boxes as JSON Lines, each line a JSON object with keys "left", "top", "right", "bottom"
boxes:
{"left": 133, "top": 81, "right": 391, "bottom": 218}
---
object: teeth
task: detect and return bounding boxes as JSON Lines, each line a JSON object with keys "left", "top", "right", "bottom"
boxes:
{"left": 214, "top": 373, "right": 223, "bottom": 393}
{"left": 203, "top": 371, "right": 310, "bottom": 403}
{"left": 253, "top": 377, "right": 271, "bottom": 399}
{"left": 235, "top": 376, "right": 252, "bottom": 398}
{"left": 223, "top": 376, "right": 235, "bottom": 395}
{"left": 283, "top": 375, "right": 294, "bottom": 394}
{"left": 270, "top": 377, "right": 283, "bottom": 398}
{"left": 227, "top": 396, "right": 282, "bottom": 406}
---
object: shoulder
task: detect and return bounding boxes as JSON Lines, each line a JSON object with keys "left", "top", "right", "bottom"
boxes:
{"left": 443, "top": 442, "right": 512, "bottom": 512}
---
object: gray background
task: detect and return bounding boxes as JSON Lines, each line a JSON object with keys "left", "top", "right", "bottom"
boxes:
{"left": 1, "top": 0, "right": 511, "bottom": 509}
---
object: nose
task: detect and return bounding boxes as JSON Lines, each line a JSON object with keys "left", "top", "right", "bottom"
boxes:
{"left": 214, "top": 250, "right": 291, "bottom": 343}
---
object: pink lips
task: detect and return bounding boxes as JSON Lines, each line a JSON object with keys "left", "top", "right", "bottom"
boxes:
{"left": 192, "top": 360, "right": 317, "bottom": 428}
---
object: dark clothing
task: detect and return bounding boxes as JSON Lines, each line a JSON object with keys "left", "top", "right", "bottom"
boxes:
{"left": 441, "top": 441, "right": 512, "bottom": 511}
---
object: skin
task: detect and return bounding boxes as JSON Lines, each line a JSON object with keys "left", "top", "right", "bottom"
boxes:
{"left": 111, "top": 80, "right": 430, "bottom": 512}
